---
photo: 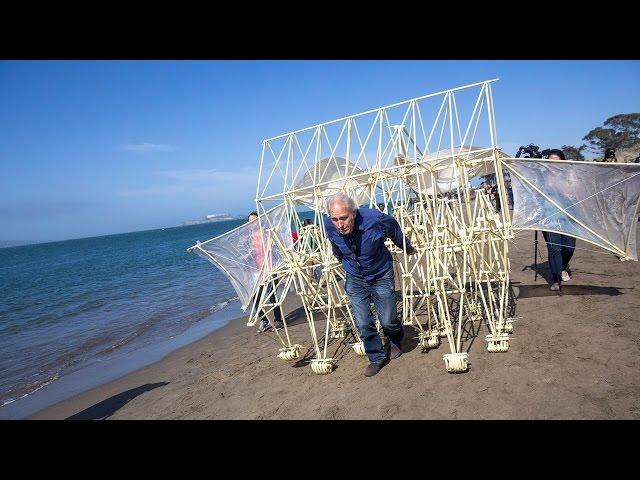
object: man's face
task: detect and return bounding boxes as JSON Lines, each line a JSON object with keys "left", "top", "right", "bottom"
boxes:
{"left": 329, "top": 201, "right": 355, "bottom": 235}
{"left": 548, "top": 153, "right": 561, "bottom": 160}
{"left": 248, "top": 214, "right": 258, "bottom": 222}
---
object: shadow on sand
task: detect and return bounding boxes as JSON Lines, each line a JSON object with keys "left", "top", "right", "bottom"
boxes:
{"left": 66, "top": 382, "right": 169, "bottom": 420}
{"left": 516, "top": 283, "right": 627, "bottom": 298}
{"left": 521, "top": 260, "right": 555, "bottom": 284}
{"left": 520, "top": 261, "right": 628, "bottom": 297}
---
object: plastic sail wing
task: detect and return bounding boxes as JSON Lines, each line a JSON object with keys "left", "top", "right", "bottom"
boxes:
{"left": 399, "top": 146, "right": 508, "bottom": 195}
{"left": 260, "top": 202, "right": 294, "bottom": 271}
{"left": 504, "top": 158, "right": 640, "bottom": 260}
{"left": 190, "top": 204, "right": 292, "bottom": 310}
{"left": 291, "top": 156, "right": 371, "bottom": 209}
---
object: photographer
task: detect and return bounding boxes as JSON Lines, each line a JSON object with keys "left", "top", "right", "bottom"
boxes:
{"left": 601, "top": 147, "right": 620, "bottom": 163}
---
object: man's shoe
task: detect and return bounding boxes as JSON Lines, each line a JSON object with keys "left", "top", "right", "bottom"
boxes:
{"left": 389, "top": 342, "right": 402, "bottom": 359}
{"left": 257, "top": 320, "right": 272, "bottom": 333}
{"left": 273, "top": 321, "right": 284, "bottom": 331}
{"left": 364, "top": 358, "right": 389, "bottom": 377}
{"left": 561, "top": 270, "right": 571, "bottom": 282}
{"left": 550, "top": 282, "right": 561, "bottom": 292}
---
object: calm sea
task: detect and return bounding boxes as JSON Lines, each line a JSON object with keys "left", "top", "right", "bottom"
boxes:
{"left": 0, "top": 221, "right": 246, "bottom": 417}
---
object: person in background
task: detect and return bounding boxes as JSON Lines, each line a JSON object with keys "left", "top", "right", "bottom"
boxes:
{"left": 300, "top": 218, "right": 323, "bottom": 282}
{"left": 601, "top": 147, "right": 620, "bottom": 163}
{"left": 248, "top": 212, "right": 284, "bottom": 332}
{"left": 482, "top": 182, "right": 492, "bottom": 198}
{"left": 300, "top": 218, "right": 318, "bottom": 255}
{"left": 490, "top": 184, "right": 501, "bottom": 213}
{"left": 542, "top": 149, "right": 576, "bottom": 291}
{"left": 505, "top": 177, "right": 514, "bottom": 208}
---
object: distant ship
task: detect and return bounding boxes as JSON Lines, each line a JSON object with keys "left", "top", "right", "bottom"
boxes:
{"left": 183, "top": 213, "right": 237, "bottom": 226}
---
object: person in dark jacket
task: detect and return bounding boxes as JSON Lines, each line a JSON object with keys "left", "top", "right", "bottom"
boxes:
{"left": 324, "top": 193, "right": 416, "bottom": 377}
{"left": 543, "top": 149, "right": 576, "bottom": 291}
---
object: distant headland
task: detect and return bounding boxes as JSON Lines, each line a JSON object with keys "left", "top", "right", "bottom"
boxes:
{"left": 0, "top": 240, "right": 39, "bottom": 249}
{"left": 182, "top": 213, "right": 240, "bottom": 226}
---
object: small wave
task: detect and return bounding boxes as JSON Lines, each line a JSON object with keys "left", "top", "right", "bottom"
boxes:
{"left": 32, "top": 332, "right": 115, "bottom": 375}
{"left": 100, "top": 314, "right": 164, "bottom": 355}
{"left": 74, "top": 298, "right": 108, "bottom": 315}
{"left": 1, "top": 372, "right": 60, "bottom": 408}
{"left": 209, "top": 296, "right": 239, "bottom": 313}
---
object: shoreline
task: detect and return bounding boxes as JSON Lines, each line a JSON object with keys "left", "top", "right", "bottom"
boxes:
{"left": 0, "top": 220, "right": 245, "bottom": 420}
{"left": 26, "top": 228, "right": 640, "bottom": 420}
{"left": 0, "top": 300, "right": 244, "bottom": 420}
{"left": 27, "top": 309, "right": 250, "bottom": 420}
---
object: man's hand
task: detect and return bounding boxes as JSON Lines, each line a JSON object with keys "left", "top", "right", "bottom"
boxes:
{"left": 406, "top": 246, "right": 417, "bottom": 255}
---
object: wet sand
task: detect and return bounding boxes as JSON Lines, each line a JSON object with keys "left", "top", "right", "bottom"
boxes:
{"left": 30, "top": 227, "right": 640, "bottom": 419}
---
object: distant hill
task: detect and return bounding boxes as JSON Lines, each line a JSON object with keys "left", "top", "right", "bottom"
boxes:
{"left": 0, "top": 240, "right": 38, "bottom": 249}
{"left": 182, "top": 214, "right": 242, "bottom": 226}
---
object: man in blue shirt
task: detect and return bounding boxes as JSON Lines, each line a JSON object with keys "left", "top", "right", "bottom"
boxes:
{"left": 324, "top": 192, "right": 416, "bottom": 377}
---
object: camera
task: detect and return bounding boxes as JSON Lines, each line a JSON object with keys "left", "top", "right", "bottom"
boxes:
{"left": 515, "top": 144, "right": 552, "bottom": 159}
{"left": 515, "top": 144, "right": 542, "bottom": 158}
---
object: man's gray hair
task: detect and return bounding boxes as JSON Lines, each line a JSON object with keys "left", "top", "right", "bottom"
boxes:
{"left": 327, "top": 192, "right": 358, "bottom": 213}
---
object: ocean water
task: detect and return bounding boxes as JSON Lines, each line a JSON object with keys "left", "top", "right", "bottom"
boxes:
{"left": 0, "top": 221, "right": 246, "bottom": 415}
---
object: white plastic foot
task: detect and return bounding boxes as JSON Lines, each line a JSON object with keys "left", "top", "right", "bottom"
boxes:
{"left": 443, "top": 352, "right": 468, "bottom": 373}
{"left": 330, "top": 321, "right": 348, "bottom": 339}
{"left": 352, "top": 341, "right": 366, "bottom": 356}
{"left": 310, "top": 358, "right": 334, "bottom": 375}
{"left": 486, "top": 333, "right": 509, "bottom": 352}
{"left": 277, "top": 344, "right": 302, "bottom": 360}
{"left": 467, "top": 302, "right": 482, "bottom": 320}
{"left": 419, "top": 331, "right": 440, "bottom": 349}
{"left": 505, "top": 319, "right": 514, "bottom": 334}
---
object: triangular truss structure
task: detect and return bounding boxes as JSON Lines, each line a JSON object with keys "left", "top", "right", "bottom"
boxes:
{"left": 189, "top": 79, "right": 640, "bottom": 375}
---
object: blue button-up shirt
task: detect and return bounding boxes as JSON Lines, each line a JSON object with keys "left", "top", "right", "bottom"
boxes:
{"left": 323, "top": 207, "right": 414, "bottom": 282}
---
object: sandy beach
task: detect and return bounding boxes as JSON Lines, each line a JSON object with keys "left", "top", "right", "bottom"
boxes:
{"left": 30, "top": 226, "right": 640, "bottom": 420}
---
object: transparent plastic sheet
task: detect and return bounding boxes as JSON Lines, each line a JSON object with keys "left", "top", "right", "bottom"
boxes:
{"left": 291, "top": 156, "right": 372, "bottom": 209}
{"left": 260, "top": 202, "right": 294, "bottom": 269}
{"left": 191, "top": 204, "right": 292, "bottom": 309}
{"left": 504, "top": 159, "right": 640, "bottom": 260}
{"left": 396, "top": 146, "right": 507, "bottom": 195}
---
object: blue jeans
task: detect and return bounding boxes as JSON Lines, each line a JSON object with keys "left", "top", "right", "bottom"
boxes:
{"left": 542, "top": 231, "right": 576, "bottom": 283}
{"left": 345, "top": 267, "right": 404, "bottom": 363}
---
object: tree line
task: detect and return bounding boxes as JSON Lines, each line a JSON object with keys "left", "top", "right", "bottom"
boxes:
{"left": 561, "top": 113, "right": 640, "bottom": 161}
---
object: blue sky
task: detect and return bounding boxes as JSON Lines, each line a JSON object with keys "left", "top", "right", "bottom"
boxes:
{"left": 1, "top": 60, "right": 639, "bottom": 242}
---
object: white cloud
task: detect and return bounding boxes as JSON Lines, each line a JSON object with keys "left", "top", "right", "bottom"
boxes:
{"left": 115, "top": 185, "right": 186, "bottom": 197}
{"left": 116, "top": 167, "right": 258, "bottom": 197}
{"left": 122, "top": 143, "right": 176, "bottom": 153}
{"left": 155, "top": 169, "right": 255, "bottom": 183}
